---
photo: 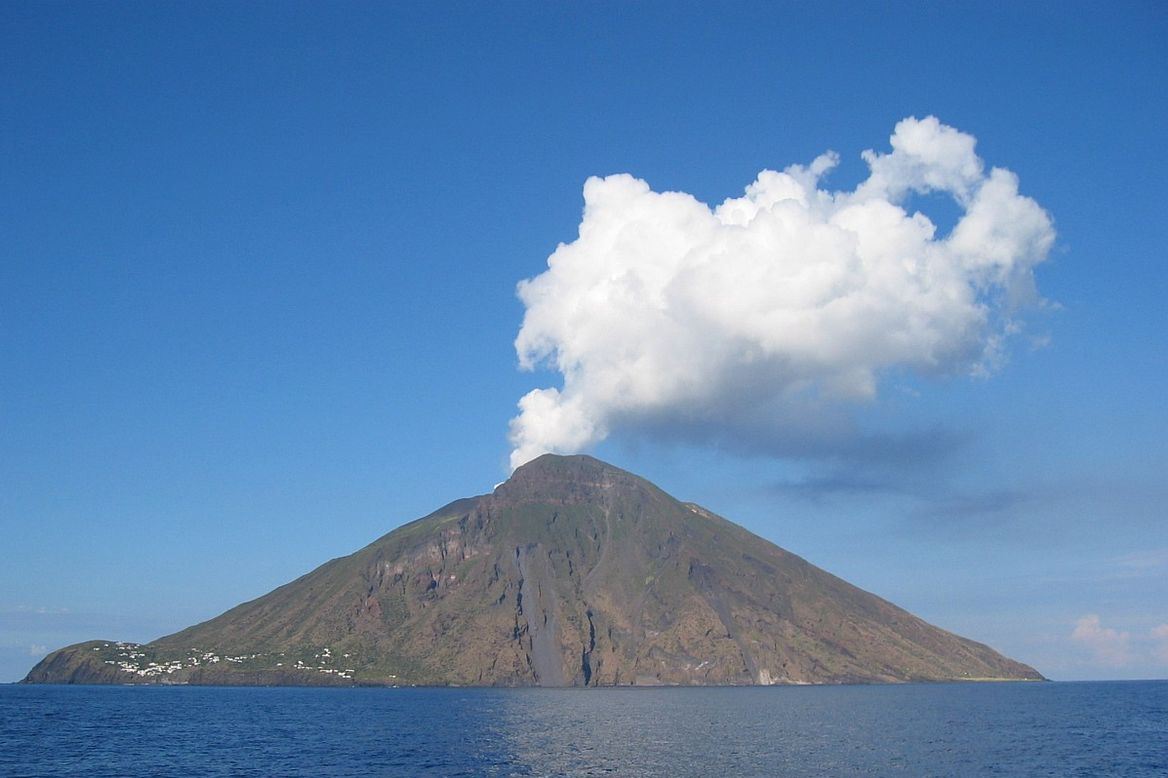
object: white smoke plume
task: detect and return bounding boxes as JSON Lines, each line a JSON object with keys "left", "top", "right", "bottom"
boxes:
{"left": 509, "top": 117, "right": 1054, "bottom": 470}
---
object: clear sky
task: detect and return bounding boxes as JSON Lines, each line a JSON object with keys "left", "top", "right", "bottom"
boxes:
{"left": 2, "top": 1, "right": 1165, "bottom": 683}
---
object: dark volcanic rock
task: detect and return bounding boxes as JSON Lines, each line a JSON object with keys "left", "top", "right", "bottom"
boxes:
{"left": 25, "top": 455, "right": 1043, "bottom": 686}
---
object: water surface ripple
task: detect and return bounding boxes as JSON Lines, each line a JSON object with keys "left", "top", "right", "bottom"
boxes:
{"left": 2, "top": 681, "right": 1164, "bottom": 776}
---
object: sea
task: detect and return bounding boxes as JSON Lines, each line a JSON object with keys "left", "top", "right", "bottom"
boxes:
{"left": 1, "top": 681, "right": 1165, "bottom": 776}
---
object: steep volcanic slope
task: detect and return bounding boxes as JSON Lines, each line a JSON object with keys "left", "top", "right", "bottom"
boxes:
{"left": 25, "top": 455, "right": 1042, "bottom": 686}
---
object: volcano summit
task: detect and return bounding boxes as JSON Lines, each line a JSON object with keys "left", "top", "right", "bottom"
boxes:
{"left": 25, "top": 455, "right": 1041, "bottom": 686}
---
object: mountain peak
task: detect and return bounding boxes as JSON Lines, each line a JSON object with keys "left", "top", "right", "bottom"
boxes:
{"left": 509, "top": 453, "right": 627, "bottom": 479}
{"left": 495, "top": 453, "right": 653, "bottom": 504}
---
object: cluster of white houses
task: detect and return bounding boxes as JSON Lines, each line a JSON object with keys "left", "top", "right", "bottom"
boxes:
{"left": 92, "top": 642, "right": 356, "bottom": 680}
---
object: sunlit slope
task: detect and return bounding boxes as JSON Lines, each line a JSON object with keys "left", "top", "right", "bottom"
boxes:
{"left": 25, "top": 455, "right": 1042, "bottom": 686}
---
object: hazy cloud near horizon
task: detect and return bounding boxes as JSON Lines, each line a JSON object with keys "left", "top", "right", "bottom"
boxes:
{"left": 509, "top": 117, "right": 1054, "bottom": 469}
{"left": 1069, "top": 615, "right": 1168, "bottom": 670}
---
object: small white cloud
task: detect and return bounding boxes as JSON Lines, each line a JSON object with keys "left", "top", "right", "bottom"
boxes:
{"left": 509, "top": 116, "right": 1054, "bottom": 469}
{"left": 1151, "top": 624, "right": 1168, "bottom": 665}
{"left": 1071, "top": 614, "right": 1131, "bottom": 667}
{"left": 28, "top": 643, "right": 47, "bottom": 657}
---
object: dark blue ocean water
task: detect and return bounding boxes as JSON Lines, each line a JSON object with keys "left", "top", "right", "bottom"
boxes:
{"left": 1, "top": 682, "right": 1165, "bottom": 777}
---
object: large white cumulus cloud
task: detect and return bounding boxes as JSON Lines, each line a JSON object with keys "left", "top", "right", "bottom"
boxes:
{"left": 509, "top": 117, "right": 1054, "bottom": 470}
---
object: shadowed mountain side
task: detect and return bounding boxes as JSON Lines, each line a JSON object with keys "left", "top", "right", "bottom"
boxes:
{"left": 24, "top": 455, "right": 1043, "bottom": 686}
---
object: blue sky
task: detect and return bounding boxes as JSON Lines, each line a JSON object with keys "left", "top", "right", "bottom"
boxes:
{"left": 2, "top": 1, "right": 1165, "bottom": 683}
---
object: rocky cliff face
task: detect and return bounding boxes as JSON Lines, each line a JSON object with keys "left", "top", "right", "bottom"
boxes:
{"left": 25, "top": 455, "right": 1043, "bottom": 686}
